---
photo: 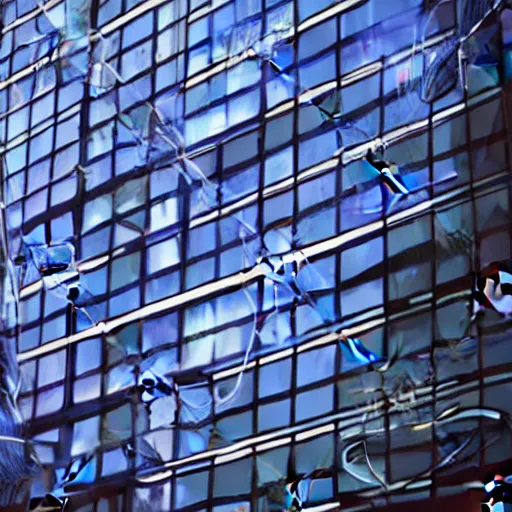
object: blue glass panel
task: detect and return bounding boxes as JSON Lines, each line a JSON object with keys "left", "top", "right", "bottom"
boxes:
{"left": 259, "top": 359, "right": 291, "bottom": 398}
{"left": 36, "top": 386, "right": 64, "bottom": 416}
{"left": 258, "top": 400, "right": 291, "bottom": 432}
{"left": 189, "top": 16, "right": 209, "bottom": 47}
{"left": 299, "top": 18, "right": 336, "bottom": 62}
{"left": 175, "top": 471, "right": 209, "bottom": 508}
{"left": 213, "top": 458, "right": 252, "bottom": 497}
{"left": 188, "top": 43, "right": 210, "bottom": 76}
{"left": 295, "top": 385, "right": 334, "bottom": 422}
{"left": 298, "top": 0, "right": 333, "bottom": 22}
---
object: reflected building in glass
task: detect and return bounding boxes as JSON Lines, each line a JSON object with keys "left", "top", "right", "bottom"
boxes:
{"left": 1, "top": 0, "right": 512, "bottom": 510}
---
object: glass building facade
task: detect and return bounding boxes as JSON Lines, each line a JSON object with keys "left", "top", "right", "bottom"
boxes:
{"left": 1, "top": 0, "right": 512, "bottom": 510}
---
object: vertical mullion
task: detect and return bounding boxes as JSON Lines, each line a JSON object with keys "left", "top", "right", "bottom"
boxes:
{"left": 251, "top": 1, "right": 268, "bottom": 508}
{"left": 333, "top": 8, "right": 343, "bottom": 503}
{"left": 460, "top": 12, "right": 484, "bottom": 474}
{"left": 288, "top": 0, "right": 300, "bottom": 469}
{"left": 379, "top": 52, "right": 392, "bottom": 502}
{"left": 172, "top": 1, "right": 191, "bottom": 510}
{"left": 428, "top": 99, "right": 438, "bottom": 500}
{"left": 25, "top": 67, "right": 41, "bottom": 428}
